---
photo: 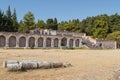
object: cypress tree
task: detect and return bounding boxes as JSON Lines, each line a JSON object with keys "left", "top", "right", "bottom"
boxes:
{"left": 6, "top": 5, "right": 11, "bottom": 19}
{"left": 12, "top": 8, "right": 18, "bottom": 31}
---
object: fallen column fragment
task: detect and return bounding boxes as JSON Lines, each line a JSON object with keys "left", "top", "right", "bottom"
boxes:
{"left": 3, "top": 60, "right": 19, "bottom": 68}
{"left": 50, "top": 62, "right": 63, "bottom": 68}
{"left": 3, "top": 60, "right": 72, "bottom": 71}
{"left": 37, "top": 61, "right": 51, "bottom": 69}
{"left": 7, "top": 63, "right": 21, "bottom": 71}
{"left": 19, "top": 61, "right": 38, "bottom": 69}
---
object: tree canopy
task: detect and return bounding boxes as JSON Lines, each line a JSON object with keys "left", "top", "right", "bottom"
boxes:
{"left": 0, "top": 6, "right": 120, "bottom": 41}
{"left": 0, "top": 6, "right": 18, "bottom": 32}
{"left": 107, "top": 31, "right": 120, "bottom": 41}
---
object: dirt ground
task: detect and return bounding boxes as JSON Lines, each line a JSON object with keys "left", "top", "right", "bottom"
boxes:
{"left": 0, "top": 49, "right": 120, "bottom": 80}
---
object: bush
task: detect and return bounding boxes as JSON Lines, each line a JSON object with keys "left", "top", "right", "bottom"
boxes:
{"left": 30, "top": 44, "right": 35, "bottom": 49}
{"left": 107, "top": 31, "right": 120, "bottom": 41}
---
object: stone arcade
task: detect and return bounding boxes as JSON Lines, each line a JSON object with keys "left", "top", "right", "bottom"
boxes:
{"left": 0, "top": 29, "right": 119, "bottom": 49}
{"left": 0, "top": 29, "right": 85, "bottom": 48}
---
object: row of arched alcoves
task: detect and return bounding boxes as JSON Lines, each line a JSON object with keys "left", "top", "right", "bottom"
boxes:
{"left": 0, "top": 35, "right": 81, "bottom": 48}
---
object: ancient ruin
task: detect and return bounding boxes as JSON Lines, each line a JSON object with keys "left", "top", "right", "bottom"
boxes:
{"left": 3, "top": 60, "right": 71, "bottom": 71}
{"left": 0, "top": 29, "right": 119, "bottom": 49}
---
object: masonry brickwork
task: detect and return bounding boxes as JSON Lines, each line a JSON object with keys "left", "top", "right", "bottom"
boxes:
{"left": 0, "top": 29, "right": 119, "bottom": 49}
{"left": 0, "top": 29, "right": 84, "bottom": 48}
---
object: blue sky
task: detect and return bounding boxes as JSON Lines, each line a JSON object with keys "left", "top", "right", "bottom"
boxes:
{"left": 0, "top": 0, "right": 120, "bottom": 22}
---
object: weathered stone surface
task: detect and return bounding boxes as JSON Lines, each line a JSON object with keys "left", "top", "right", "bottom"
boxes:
{"left": 19, "top": 61, "right": 38, "bottom": 69}
{"left": 0, "top": 30, "right": 83, "bottom": 49}
{"left": 50, "top": 62, "right": 63, "bottom": 68}
{"left": 0, "top": 29, "right": 119, "bottom": 49}
{"left": 7, "top": 63, "right": 21, "bottom": 71}
{"left": 63, "top": 63, "right": 72, "bottom": 67}
{"left": 3, "top": 60, "right": 71, "bottom": 71}
{"left": 37, "top": 61, "right": 51, "bottom": 69}
{"left": 3, "top": 60, "right": 19, "bottom": 68}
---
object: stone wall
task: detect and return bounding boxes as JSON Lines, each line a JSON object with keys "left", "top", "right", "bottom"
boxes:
{"left": 96, "top": 40, "right": 117, "bottom": 49}
{"left": 0, "top": 32, "right": 82, "bottom": 48}
{"left": 29, "top": 29, "right": 86, "bottom": 37}
{"left": 116, "top": 41, "right": 120, "bottom": 49}
{"left": 0, "top": 30, "right": 118, "bottom": 49}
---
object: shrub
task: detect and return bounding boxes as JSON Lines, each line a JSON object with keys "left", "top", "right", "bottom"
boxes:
{"left": 30, "top": 44, "right": 35, "bottom": 49}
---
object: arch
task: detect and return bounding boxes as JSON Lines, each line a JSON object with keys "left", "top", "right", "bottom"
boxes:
{"left": 9, "top": 36, "right": 16, "bottom": 47}
{"left": 46, "top": 38, "right": 51, "bottom": 47}
{"left": 38, "top": 37, "right": 43, "bottom": 47}
{"left": 54, "top": 38, "right": 58, "bottom": 47}
{"left": 61, "top": 37, "right": 67, "bottom": 46}
{"left": 29, "top": 37, "right": 35, "bottom": 47}
{"left": 75, "top": 39, "right": 79, "bottom": 47}
{"left": 19, "top": 37, "right": 26, "bottom": 47}
{"left": 0, "top": 35, "right": 6, "bottom": 47}
{"left": 69, "top": 39, "right": 73, "bottom": 48}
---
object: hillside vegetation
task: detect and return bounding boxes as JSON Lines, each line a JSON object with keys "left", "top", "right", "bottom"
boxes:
{"left": 0, "top": 6, "right": 120, "bottom": 40}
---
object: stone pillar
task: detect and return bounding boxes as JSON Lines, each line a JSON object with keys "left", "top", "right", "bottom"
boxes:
{"left": 73, "top": 39, "right": 76, "bottom": 48}
{"left": 79, "top": 39, "right": 82, "bottom": 48}
{"left": 35, "top": 37, "right": 38, "bottom": 48}
{"left": 43, "top": 37, "right": 46, "bottom": 48}
{"left": 5, "top": 36, "right": 9, "bottom": 48}
{"left": 67, "top": 38, "right": 70, "bottom": 48}
{"left": 26, "top": 37, "right": 29, "bottom": 48}
{"left": 16, "top": 37, "right": 19, "bottom": 48}
{"left": 51, "top": 39, "right": 54, "bottom": 48}
{"left": 58, "top": 39, "right": 61, "bottom": 48}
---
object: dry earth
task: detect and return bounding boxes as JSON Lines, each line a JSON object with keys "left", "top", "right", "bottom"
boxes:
{"left": 0, "top": 49, "right": 120, "bottom": 80}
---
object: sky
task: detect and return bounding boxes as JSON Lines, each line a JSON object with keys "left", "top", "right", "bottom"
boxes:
{"left": 0, "top": 0, "right": 120, "bottom": 22}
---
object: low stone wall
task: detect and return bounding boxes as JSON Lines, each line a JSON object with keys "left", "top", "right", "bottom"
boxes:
{"left": 96, "top": 40, "right": 117, "bottom": 49}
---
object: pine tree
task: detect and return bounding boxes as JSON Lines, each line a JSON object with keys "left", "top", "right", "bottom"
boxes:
{"left": 46, "top": 18, "right": 53, "bottom": 29}
{"left": 0, "top": 10, "right": 4, "bottom": 31}
{"left": 12, "top": 8, "right": 18, "bottom": 31}
{"left": 23, "top": 11, "right": 35, "bottom": 30}
{"left": 6, "top": 6, "right": 11, "bottom": 19}
{"left": 36, "top": 20, "right": 46, "bottom": 29}
{"left": 53, "top": 18, "right": 58, "bottom": 30}
{"left": 6, "top": 6, "right": 13, "bottom": 32}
